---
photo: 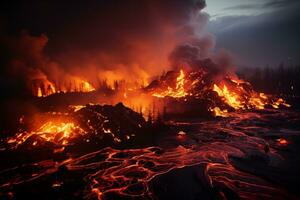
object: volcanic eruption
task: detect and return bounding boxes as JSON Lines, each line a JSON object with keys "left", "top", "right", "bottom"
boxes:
{"left": 0, "top": 0, "right": 299, "bottom": 200}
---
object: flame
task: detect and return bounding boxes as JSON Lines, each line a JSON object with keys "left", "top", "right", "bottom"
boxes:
{"left": 213, "top": 80, "right": 290, "bottom": 111}
{"left": 153, "top": 69, "right": 188, "bottom": 98}
{"left": 81, "top": 81, "right": 96, "bottom": 92}
{"left": 37, "top": 87, "right": 43, "bottom": 97}
{"left": 248, "top": 94, "right": 267, "bottom": 110}
{"left": 7, "top": 121, "right": 86, "bottom": 148}
{"left": 210, "top": 107, "right": 229, "bottom": 117}
{"left": 34, "top": 77, "right": 95, "bottom": 97}
{"left": 32, "top": 67, "right": 290, "bottom": 119}
{"left": 213, "top": 84, "right": 244, "bottom": 109}
{"left": 34, "top": 80, "right": 56, "bottom": 97}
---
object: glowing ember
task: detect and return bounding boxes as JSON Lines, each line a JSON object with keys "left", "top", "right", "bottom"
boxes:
{"left": 7, "top": 121, "right": 86, "bottom": 148}
{"left": 277, "top": 138, "right": 288, "bottom": 145}
{"left": 153, "top": 69, "right": 188, "bottom": 98}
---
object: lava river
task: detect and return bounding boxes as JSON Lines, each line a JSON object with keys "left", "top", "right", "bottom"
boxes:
{"left": 0, "top": 109, "right": 300, "bottom": 200}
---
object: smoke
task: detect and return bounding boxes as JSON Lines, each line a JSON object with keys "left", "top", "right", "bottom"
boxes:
{"left": 169, "top": 34, "right": 215, "bottom": 68}
{"left": 0, "top": 0, "right": 235, "bottom": 95}
{"left": 47, "top": 0, "right": 208, "bottom": 84}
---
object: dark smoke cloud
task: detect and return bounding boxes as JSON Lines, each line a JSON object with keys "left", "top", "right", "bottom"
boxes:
{"left": 0, "top": 0, "right": 229, "bottom": 96}
{"left": 169, "top": 34, "right": 215, "bottom": 67}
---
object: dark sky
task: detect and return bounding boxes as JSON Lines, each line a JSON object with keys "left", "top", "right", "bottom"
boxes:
{"left": 0, "top": 0, "right": 205, "bottom": 78}
{"left": 0, "top": 0, "right": 203, "bottom": 53}
{"left": 0, "top": 0, "right": 299, "bottom": 70}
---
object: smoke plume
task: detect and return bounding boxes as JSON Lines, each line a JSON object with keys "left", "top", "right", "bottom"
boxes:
{"left": 0, "top": 0, "right": 234, "bottom": 95}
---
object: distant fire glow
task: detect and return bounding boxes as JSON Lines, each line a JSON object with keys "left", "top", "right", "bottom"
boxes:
{"left": 31, "top": 67, "right": 291, "bottom": 119}
{"left": 34, "top": 77, "right": 95, "bottom": 97}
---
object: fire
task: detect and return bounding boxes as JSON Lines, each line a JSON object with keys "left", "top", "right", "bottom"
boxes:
{"left": 31, "top": 67, "right": 290, "bottom": 119}
{"left": 153, "top": 69, "right": 188, "bottom": 98}
{"left": 33, "top": 77, "right": 95, "bottom": 97}
{"left": 80, "top": 81, "right": 96, "bottom": 92}
{"left": 213, "top": 80, "right": 290, "bottom": 112}
{"left": 210, "top": 107, "right": 229, "bottom": 117}
{"left": 213, "top": 84, "right": 244, "bottom": 109}
{"left": 37, "top": 87, "right": 42, "bottom": 97}
{"left": 35, "top": 80, "right": 56, "bottom": 97}
{"left": 7, "top": 121, "right": 86, "bottom": 148}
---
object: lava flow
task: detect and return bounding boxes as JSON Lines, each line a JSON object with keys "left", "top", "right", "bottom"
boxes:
{"left": 1, "top": 0, "right": 299, "bottom": 200}
{"left": 1, "top": 109, "right": 299, "bottom": 200}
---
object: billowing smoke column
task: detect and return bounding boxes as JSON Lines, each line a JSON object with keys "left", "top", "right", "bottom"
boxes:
{"left": 0, "top": 0, "right": 211, "bottom": 97}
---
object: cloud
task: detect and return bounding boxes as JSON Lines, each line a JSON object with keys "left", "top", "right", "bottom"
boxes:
{"left": 209, "top": 2, "right": 300, "bottom": 67}
{"left": 223, "top": 4, "right": 261, "bottom": 11}
{"left": 223, "top": 0, "right": 300, "bottom": 12}
{"left": 263, "top": 0, "right": 300, "bottom": 8}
